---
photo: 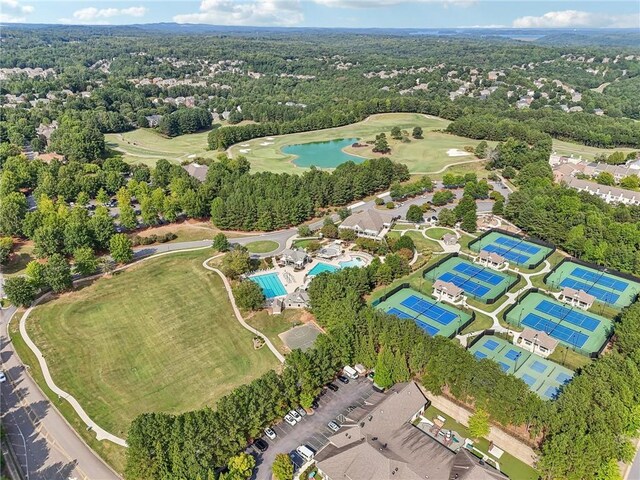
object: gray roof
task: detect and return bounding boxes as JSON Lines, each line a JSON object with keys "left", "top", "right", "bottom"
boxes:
{"left": 280, "top": 248, "right": 308, "bottom": 263}
{"left": 182, "top": 162, "right": 209, "bottom": 182}
{"left": 520, "top": 327, "right": 558, "bottom": 351}
{"left": 479, "top": 250, "right": 505, "bottom": 264}
{"left": 339, "top": 209, "right": 396, "bottom": 234}
{"left": 284, "top": 290, "right": 309, "bottom": 304}
{"left": 316, "top": 382, "right": 507, "bottom": 480}
{"left": 562, "top": 287, "right": 595, "bottom": 305}
{"left": 434, "top": 279, "right": 463, "bottom": 297}
{"left": 449, "top": 448, "right": 509, "bottom": 480}
{"left": 565, "top": 177, "right": 640, "bottom": 203}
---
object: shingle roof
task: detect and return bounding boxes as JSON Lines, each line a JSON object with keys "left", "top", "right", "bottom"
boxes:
{"left": 434, "top": 279, "right": 463, "bottom": 297}
{"left": 479, "top": 250, "right": 505, "bottom": 264}
{"left": 182, "top": 162, "right": 209, "bottom": 182}
{"left": 520, "top": 327, "right": 558, "bottom": 351}
{"left": 562, "top": 287, "right": 595, "bottom": 305}
{"left": 339, "top": 209, "right": 396, "bottom": 234}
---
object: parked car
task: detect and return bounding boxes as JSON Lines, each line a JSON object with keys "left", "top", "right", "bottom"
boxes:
{"left": 254, "top": 438, "right": 269, "bottom": 452}
{"left": 290, "top": 410, "right": 302, "bottom": 422}
{"left": 327, "top": 421, "right": 340, "bottom": 432}
{"left": 284, "top": 414, "right": 297, "bottom": 426}
{"left": 296, "top": 407, "right": 307, "bottom": 417}
{"left": 311, "top": 400, "right": 319, "bottom": 410}
{"left": 367, "top": 371, "right": 375, "bottom": 381}
{"left": 289, "top": 450, "right": 304, "bottom": 469}
{"left": 327, "top": 383, "right": 339, "bottom": 392}
{"left": 0, "top": 371, "right": 6, "bottom": 383}
{"left": 296, "top": 445, "right": 315, "bottom": 461}
{"left": 337, "top": 375, "right": 350, "bottom": 384}
{"left": 319, "top": 388, "right": 327, "bottom": 396}
{"left": 264, "top": 427, "right": 276, "bottom": 440}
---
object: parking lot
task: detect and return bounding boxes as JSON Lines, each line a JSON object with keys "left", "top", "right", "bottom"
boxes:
{"left": 252, "top": 377, "right": 376, "bottom": 480}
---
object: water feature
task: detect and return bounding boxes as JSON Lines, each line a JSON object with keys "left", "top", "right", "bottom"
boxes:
{"left": 283, "top": 138, "right": 363, "bottom": 168}
{"left": 338, "top": 257, "right": 364, "bottom": 269}
{"left": 308, "top": 262, "right": 339, "bottom": 276}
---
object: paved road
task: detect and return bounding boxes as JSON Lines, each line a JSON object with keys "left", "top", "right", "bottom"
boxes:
{"left": 629, "top": 446, "right": 640, "bottom": 480}
{"left": 252, "top": 378, "right": 375, "bottom": 480}
{"left": 0, "top": 307, "right": 120, "bottom": 480}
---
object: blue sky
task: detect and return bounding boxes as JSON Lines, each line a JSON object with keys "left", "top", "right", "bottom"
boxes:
{"left": 1, "top": 0, "right": 639, "bottom": 29}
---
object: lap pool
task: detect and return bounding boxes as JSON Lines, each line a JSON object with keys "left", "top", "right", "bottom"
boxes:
{"left": 250, "top": 272, "right": 287, "bottom": 298}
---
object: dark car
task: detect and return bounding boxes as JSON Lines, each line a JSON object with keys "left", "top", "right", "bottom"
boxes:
{"left": 311, "top": 400, "right": 319, "bottom": 409}
{"left": 254, "top": 438, "right": 268, "bottom": 453}
{"left": 337, "top": 375, "right": 349, "bottom": 384}
{"left": 289, "top": 450, "right": 304, "bottom": 470}
{"left": 327, "top": 383, "right": 339, "bottom": 392}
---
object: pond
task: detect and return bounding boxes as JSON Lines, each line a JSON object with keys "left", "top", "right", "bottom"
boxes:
{"left": 283, "top": 137, "right": 364, "bottom": 168}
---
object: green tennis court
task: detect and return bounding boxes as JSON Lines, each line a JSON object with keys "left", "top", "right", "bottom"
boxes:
{"left": 504, "top": 292, "right": 612, "bottom": 356}
{"left": 423, "top": 256, "right": 517, "bottom": 303}
{"left": 545, "top": 261, "right": 640, "bottom": 309}
{"left": 375, "top": 287, "right": 471, "bottom": 338}
{"left": 469, "top": 231, "right": 553, "bottom": 269}
{"left": 469, "top": 335, "right": 574, "bottom": 400}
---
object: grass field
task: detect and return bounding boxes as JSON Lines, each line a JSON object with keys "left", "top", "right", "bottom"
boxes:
{"left": 551, "top": 139, "right": 637, "bottom": 161}
{"left": 245, "top": 240, "right": 279, "bottom": 253}
{"left": 25, "top": 250, "right": 279, "bottom": 437}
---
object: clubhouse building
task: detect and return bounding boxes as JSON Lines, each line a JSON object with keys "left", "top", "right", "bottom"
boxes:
{"left": 339, "top": 209, "right": 398, "bottom": 240}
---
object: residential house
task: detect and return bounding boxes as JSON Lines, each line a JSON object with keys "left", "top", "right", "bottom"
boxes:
{"left": 560, "top": 287, "right": 595, "bottom": 310}
{"left": 145, "top": 114, "right": 163, "bottom": 127}
{"left": 433, "top": 280, "right": 464, "bottom": 304}
{"left": 338, "top": 210, "right": 397, "bottom": 240}
{"left": 516, "top": 328, "right": 558, "bottom": 358}
{"left": 315, "top": 382, "right": 507, "bottom": 480}
{"left": 36, "top": 152, "right": 65, "bottom": 164}
{"left": 565, "top": 177, "right": 640, "bottom": 205}
{"left": 283, "top": 290, "right": 310, "bottom": 309}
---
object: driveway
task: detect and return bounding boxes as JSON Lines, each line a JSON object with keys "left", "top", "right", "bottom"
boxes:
{"left": 252, "top": 378, "right": 375, "bottom": 480}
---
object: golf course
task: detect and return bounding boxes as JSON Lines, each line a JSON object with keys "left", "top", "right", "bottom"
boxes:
{"left": 106, "top": 112, "right": 637, "bottom": 174}
{"left": 24, "top": 250, "right": 279, "bottom": 438}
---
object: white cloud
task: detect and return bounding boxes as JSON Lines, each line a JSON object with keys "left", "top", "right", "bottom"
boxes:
{"left": 174, "top": 0, "right": 304, "bottom": 26}
{"left": 66, "top": 5, "right": 147, "bottom": 22}
{"left": 313, "top": 0, "right": 475, "bottom": 7}
{"left": 0, "top": 0, "right": 34, "bottom": 22}
{"left": 513, "top": 10, "right": 640, "bottom": 29}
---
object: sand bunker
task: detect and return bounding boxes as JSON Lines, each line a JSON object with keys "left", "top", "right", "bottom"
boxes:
{"left": 239, "top": 149, "right": 251, "bottom": 153}
{"left": 188, "top": 154, "right": 196, "bottom": 158}
{"left": 266, "top": 137, "right": 275, "bottom": 140}
{"left": 446, "top": 149, "right": 471, "bottom": 157}
{"left": 241, "top": 143, "right": 250, "bottom": 147}
{"left": 260, "top": 142, "right": 274, "bottom": 146}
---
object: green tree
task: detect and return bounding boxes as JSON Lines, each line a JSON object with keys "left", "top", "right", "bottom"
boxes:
{"left": 25, "top": 260, "right": 46, "bottom": 289}
{"left": 73, "top": 247, "right": 99, "bottom": 275}
{"left": 373, "top": 133, "right": 390, "bottom": 154}
{"left": 90, "top": 206, "right": 115, "bottom": 250}
{"left": 320, "top": 223, "right": 339, "bottom": 239}
{"left": 502, "top": 166, "right": 516, "bottom": 179}
{"left": 227, "top": 452, "right": 255, "bottom": 480}
{"left": 44, "top": 254, "right": 72, "bottom": 293}
{"left": 468, "top": 407, "right": 490, "bottom": 439}
{"left": 213, "top": 233, "right": 230, "bottom": 252}
{"left": 374, "top": 348, "right": 394, "bottom": 389}
{"left": 297, "top": 225, "right": 312, "bottom": 237}
{"left": 110, "top": 233, "right": 133, "bottom": 264}
{"left": 4, "top": 276, "right": 36, "bottom": 307}
{"left": 390, "top": 126, "right": 402, "bottom": 140}
{"left": 474, "top": 140, "right": 488, "bottom": 158}
{"left": 0, "top": 236, "right": 13, "bottom": 264}
{"left": 96, "top": 188, "right": 110, "bottom": 205}
{"left": 412, "top": 126, "right": 423, "bottom": 139}
{"left": 620, "top": 175, "right": 640, "bottom": 190}
{"left": 461, "top": 210, "right": 477, "bottom": 233}
{"left": 272, "top": 453, "right": 294, "bottom": 480}
{"left": 596, "top": 172, "right": 615, "bottom": 186}
{"left": 437, "top": 208, "right": 457, "bottom": 227}
{"left": 233, "top": 280, "right": 265, "bottom": 311}
{"left": 432, "top": 190, "right": 454, "bottom": 206}
{"left": 221, "top": 249, "right": 252, "bottom": 279}
{"left": 0, "top": 192, "right": 27, "bottom": 236}
{"left": 406, "top": 204, "right": 424, "bottom": 223}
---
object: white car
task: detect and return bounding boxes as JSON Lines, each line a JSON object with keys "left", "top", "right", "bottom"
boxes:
{"left": 296, "top": 407, "right": 307, "bottom": 417}
{"left": 327, "top": 421, "right": 340, "bottom": 432}
{"left": 289, "top": 410, "right": 302, "bottom": 422}
{"left": 0, "top": 371, "right": 6, "bottom": 383}
{"left": 284, "top": 414, "right": 297, "bottom": 426}
{"left": 265, "top": 427, "right": 277, "bottom": 440}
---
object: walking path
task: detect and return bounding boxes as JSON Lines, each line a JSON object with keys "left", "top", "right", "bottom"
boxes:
{"left": 202, "top": 257, "right": 285, "bottom": 363}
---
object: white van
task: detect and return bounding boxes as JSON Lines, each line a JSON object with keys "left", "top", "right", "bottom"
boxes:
{"left": 343, "top": 365, "right": 358, "bottom": 380}
{"left": 296, "top": 445, "right": 315, "bottom": 461}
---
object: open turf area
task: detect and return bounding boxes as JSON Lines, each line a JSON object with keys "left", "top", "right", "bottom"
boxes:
{"left": 423, "top": 256, "right": 517, "bottom": 303}
{"left": 469, "top": 230, "right": 553, "bottom": 269}
{"left": 227, "top": 113, "right": 492, "bottom": 173}
{"left": 374, "top": 287, "right": 471, "bottom": 338}
{"left": 25, "top": 250, "right": 279, "bottom": 437}
{"left": 505, "top": 292, "right": 612, "bottom": 355}
{"left": 469, "top": 335, "right": 574, "bottom": 400}
{"left": 545, "top": 261, "right": 640, "bottom": 309}
{"left": 551, "top": 140, "right": 637, "bottom": 162}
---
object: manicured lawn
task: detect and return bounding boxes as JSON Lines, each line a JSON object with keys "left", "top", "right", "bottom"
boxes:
{"left": 461, "top": 311, "right": 493, "bottom": 335}
{"left": 25, "top": 250, "right": 279, "bottom": 438}
{"left": 404, "top": 231, "right": 443, "bottom": 253}
{"left": 548, "top": 345, "right": 592, "bottom": 371}
{"left": 245, "top": 309, "right": 308, "bottom": 354}
{"left": 423, "top": 405, "right": 540, "bottom": 480}
{"left": 226, "top": 113, "right": 492, "bottom": 174}
{"left": 245, "top": 240, "right": 279, "bottom": 253}
{"left": 292, "top": 238, "right": 322, "bottom": 249}
{"left": 424, "top": 227, "right": 454, "bottom": 241}
{"left": 551, "top": 139, "right": 637, "bottom": 162}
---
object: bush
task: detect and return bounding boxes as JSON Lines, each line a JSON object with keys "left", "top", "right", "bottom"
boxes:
{"left": 233, "top": 280, "right": 265, "bottom": 311}
{"left": 374, "top": 198, "right": 385, "bottom": 206}
{"left": 4, "top": 276, "right": 36, "bottom": 307}
{"left": 385, "top": 201, "right": 395, "bottom": 209}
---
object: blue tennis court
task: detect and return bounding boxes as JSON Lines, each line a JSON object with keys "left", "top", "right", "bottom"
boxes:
{"left": 544, "top": 386, "right": 559, "bottom": 399}
{"left": 536, "top": 300, "right": 600, "bottom": 331}
{"left": 475, "top": 351, "right": 487, "bottom": 359}
{"left": 521, "top": 313, "right": 589, "bottom": 348}
{"left": 438, "top": 272, "right": 490, "bottom": 297}
{"left": 572, "top": 267, "right": 628, "bottom": 292}
{"left": 505, "top": 349, "right": 520, "bottom": 360}
{"left": 453, "top": 263, "right": 504, "bottom": 286}
{"left": 559, "top": 278, "right": 620, "bottom": 304}
{"left": 556, "top": 372, "right": 572, "bottom": 383}
{"left": 483, "top": 339, "right": 499, "bottom": 350}
{"left": 530, "top": 360, "right": 548, "bottom": 373}
{"left": 482, "top": 244, "right": 530, "bottom": 265}
{"left": 400, "top": 295, "right": 457, "bottom": 325}
{"left": 387, "top": 307, "right": 412, "bottom": 319}
{"left": 521, "top": 374, "right": 536, "bottom": 386}
{"left": 415, "top": 320, "right": 440, "bottom": 336}
{"left": 495, "top": 236, "right": 541, "bottom": 255}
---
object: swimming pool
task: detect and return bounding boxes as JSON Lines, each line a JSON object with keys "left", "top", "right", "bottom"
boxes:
{"left": 250, "top": 272, "right": 287, "bottom": 298}
{"left": 308, "top": 262, "right": 339, "bottom": 276}
{"left": 339, "top": 257, "right": 364, "bottom": 269}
